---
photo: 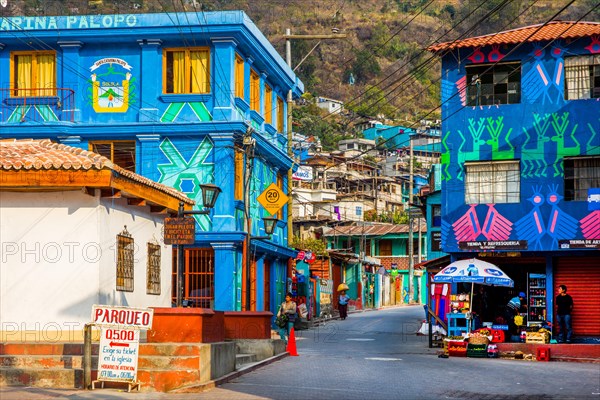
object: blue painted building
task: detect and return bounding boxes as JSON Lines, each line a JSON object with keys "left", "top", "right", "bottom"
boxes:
{"left": 429, "top": 21, "right": 600, "bottom": 336}
{"left": 0, "top": 12, "right": 303, "bottom": 312}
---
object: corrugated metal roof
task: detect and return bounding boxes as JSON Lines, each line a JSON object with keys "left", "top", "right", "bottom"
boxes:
{"left": 427, "top": 21, "right": 600, "bottom": 53}
{"left": 0, "top": 139, "right": 194, "bottom": 204}
{"left": 323, "top": 223, "right": 427, "bottom": 237}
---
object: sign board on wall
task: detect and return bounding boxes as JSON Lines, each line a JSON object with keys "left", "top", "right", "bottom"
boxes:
{"left": 458, "top": 240, "right": 527, "bottom": 250}
{"left": 91, "top": 305, "right": 153, "bottom": 391}
{"left": 163, "top": 217, "right": 196, "bottom": 245}
{"left": 97, "top": 328, "right": 141, "bottom": 383}
{"left": 91, "top": 305, "right": 154, "bottom": 329}
{"left": 292, "top": 166, "right": 313, "bottom": 181}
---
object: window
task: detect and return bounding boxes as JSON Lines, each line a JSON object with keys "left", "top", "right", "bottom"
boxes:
{"left": 276, "top": 96, "right": 284, "bottom": 132}
{"left": 235, "top": 54, "right": 244, "bottom": 98}
{"left": 234, "top": 147, "right": 244, "bottom": 201}
{"left": 564, "top": 156, "right": 600, "bottom": 201}
{"left": 147, "top": 242, "right": 161, "bottom": 295}
{"left": 432, "top": 205, "right": 441, "bottom": 227}
{"left": 250, "top": 70, "right": 260, "bottom": 111}
{"left": 379, "top": 240, "right": 392, "bottom": 256}
{"left": 466, "top": 62, "right": 521, "bottom": 106}
{"left": 10, "top": 51, "right": 56, "bottom": 97}
{"left": 116, "top": 227, "right": 134, "bottom": 292}
{"left": 564, "top": 55, "right": 600, "bottom": 100}
{"left": 163, "top": 48, "right": 210, "bottom": 94}
{"left": 356, "top": 206, "right": 362, "bottom": 216}
{"left": 265, "top": 84, "right": 273, "bottom": 124}
{"left": 89, "top": 141, "right": 136, "bottom": 172}
{"left": 431, "top": 231, "right": 442, "bottom": 252}
{"left": 465, "top": 161, "right": 520, "bottom": 204}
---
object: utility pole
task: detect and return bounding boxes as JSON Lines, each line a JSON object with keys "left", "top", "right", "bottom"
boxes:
{"left": 408, "top": 136, "right": 414, "bottom": 304}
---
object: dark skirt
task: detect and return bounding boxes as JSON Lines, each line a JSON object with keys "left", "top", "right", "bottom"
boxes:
{"left": 339, "top": 303, "right": 348, "bottom": 319}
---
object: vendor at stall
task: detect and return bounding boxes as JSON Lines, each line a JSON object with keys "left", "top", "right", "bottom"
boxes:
{"left": 504, "top": 292, "right": 526, "bottom": 339}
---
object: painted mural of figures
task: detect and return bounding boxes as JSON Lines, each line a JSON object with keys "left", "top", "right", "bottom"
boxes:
{"left": 480, "top": 204, "right": 513, "bottom": 241}
{"left": 522, "top": 45, "right": 552, "bottom": 105}
{"left": 550, "top": 44, "right": 566, "bottom": 104}
{"left": 515, "top": 186, "right": 546, "bottom": 250}
{"left": 452, "top": 205, "right": 513, "bottom": 243}
{"left": 452, "top": 204, "right": 481, "bottom": 243}
{"left": 522, "top": 113, "right": 551, "bottom": 178}
{"left": 580, "top": 211, "right": 600, "bottom": 240}
{"left": 546, "top": 185, "right": 579, "bottom": 248}
{"left": 550, "top": 112, "right": 580, "bottom": 177}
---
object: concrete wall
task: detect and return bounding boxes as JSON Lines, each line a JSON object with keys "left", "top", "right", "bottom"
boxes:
{"left": 0, "top": 190, "right": 171, "bottom": 341}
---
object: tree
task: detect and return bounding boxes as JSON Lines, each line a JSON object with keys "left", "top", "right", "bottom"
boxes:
{"left": 347, "top": 85, "right": 395, "bottom": 119}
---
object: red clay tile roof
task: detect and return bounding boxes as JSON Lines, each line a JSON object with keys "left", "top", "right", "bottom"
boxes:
{"left": 427, "top": 21, "right": 600, "bottom": 53}
{"left": 323, "top": 222, "right": 427, "bottom": 237}
{"left": 0, "top": 139, "right": 194, "bottom": 204}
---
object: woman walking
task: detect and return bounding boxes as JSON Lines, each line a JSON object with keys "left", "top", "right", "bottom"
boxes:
{"left": 277, "top": 293, "right": 297, "bottom": 344}
{"left": 338, "top": 290, "right": 350, "bottom": 320}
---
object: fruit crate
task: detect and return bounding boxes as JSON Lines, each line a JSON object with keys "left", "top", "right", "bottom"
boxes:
{"left": 526, "top": 331, "right": 550, "bottom": 344}
{"left": 447, "top": 341, "right": 467, "bottom": 357}
{"left": 467, "top": 343, "right": 488, "bottom": 358}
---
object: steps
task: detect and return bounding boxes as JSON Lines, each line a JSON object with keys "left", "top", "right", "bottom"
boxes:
{"left": 0, "top": 342, "right": 208, "bottom": 392}
{"left": 235, "top": 353, "right": 257, "bottom": 369}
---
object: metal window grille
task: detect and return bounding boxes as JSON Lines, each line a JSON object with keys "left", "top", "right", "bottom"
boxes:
{"left": 564, "top": 156, "right": 600, "bottom": 201}
{"left": 147, "top": 242, "right": 161, "bottom": 295}
{"left": 172, "top": 248, "right": 214, "bottom": 308}
{"left": 116, "top": 227, "right": 134, "bottom": 292}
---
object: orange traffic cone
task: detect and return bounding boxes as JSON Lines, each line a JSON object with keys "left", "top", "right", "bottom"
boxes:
{"left": 286, "top": 327, "right": 299, "bottom": 356}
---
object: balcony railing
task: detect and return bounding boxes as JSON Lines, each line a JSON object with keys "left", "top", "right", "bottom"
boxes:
{"left": 1, "top": 88, "right": 75, "bottom": 123}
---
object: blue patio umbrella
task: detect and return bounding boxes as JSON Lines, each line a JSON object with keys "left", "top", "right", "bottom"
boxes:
{"left": 433, "top": 258, "right": 514, "bottom": 331}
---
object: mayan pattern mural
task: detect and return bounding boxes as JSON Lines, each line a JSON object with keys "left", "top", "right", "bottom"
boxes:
{"left": 440, "top": 40, "right": 600, "bottom": 252}
{"left": 157, "top": 137, "right": 215, "bottom": 231}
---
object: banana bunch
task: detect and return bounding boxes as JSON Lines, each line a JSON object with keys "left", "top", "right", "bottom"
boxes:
{"left": 514, "top": 315, "right": 524, "bottom": 326}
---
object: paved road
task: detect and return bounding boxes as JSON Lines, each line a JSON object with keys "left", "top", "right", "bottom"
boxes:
{"left": 2, "top": 305, "right": 599, "bottom": 399}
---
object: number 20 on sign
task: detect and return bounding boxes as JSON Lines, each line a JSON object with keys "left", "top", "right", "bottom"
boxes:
{"left": 257, "top": 183, "right": 289, "bottom": 215}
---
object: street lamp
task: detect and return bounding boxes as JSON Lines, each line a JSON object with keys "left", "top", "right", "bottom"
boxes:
{"left": 176, "top": 183, "right": 221, "bottom": 307}
{"left": 245, "top": 216, "right": 278, "bottom": 310}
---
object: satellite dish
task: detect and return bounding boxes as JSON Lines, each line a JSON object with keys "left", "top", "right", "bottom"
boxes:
{"left": 1, "top": 0, "right": 7, "bottom": 8}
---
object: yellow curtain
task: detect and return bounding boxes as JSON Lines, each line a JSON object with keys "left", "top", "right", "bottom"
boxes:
{"left": 172, "top": 51, "right": 185, "bottom": 94}
{"left": 36, "top": 53, "right": 56, "bottom": 96}
{"left": 16, "top": 55, "right": 32, "bottom": 96}
{"left": 250, "top": 72, "right": 259, "bottom": 111}
{"left": 265, "top": 85, "right": 272, "bottom": 124}
{"left": 190, "top": 50, "right": 209, "bottom": 93}
{"left": 235, "top": 56, "right": 244, "bottom": 98}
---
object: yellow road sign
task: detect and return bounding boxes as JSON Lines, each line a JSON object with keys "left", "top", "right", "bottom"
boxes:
{"left": 257, "top": 183, "right": 289, "bottom": 215}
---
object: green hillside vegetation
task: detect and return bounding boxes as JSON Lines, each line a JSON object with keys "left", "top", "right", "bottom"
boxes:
{"left": 7, "top": 0, "right": 599, "bottom": 145}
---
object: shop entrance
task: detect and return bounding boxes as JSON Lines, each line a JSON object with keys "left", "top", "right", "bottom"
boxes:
{"left": 457, "top": 258, "right": 546, "bottom": 326}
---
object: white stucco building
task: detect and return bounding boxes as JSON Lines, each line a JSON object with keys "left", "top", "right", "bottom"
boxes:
{"left": 0, "top": 139, "right": 194, "bottom": 341}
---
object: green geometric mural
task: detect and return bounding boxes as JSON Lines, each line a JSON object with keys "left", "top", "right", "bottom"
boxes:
{"left": 157, "top": 137, "right": 214, "bottom": 231}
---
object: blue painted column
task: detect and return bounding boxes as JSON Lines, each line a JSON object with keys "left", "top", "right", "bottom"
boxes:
{"left": 255, "top": 256, "right": 266, "bottom": 311}
{"left": 212, "top": 136, "right": 236, "bottom": 231}
{"left": 212, "top": 39, "right": 236, "bottom": 121}
{"left": 137, "top": 39, "right": 162, "bottom": 122}
{"left": 212, "top": 242, "right": 238, "bottom": 311}
{"left": 57, "top": 41, "right": 83, "bottom": 123}
{"left": 136, "top": 134, "right": 161, "bottom": 180}
{"left": 545, "top": 256, "right": 554, "bottom": 326}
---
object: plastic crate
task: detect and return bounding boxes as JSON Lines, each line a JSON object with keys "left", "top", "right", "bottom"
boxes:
{"left": 467, "top": 350, "right": 488, "bottom": 358}
{"left": 449, "top": 348, "right": 467, "bottom": 357}
{"left": 446, "top": 340, "right": 466, "bottom": 357}
{"left": 467, "top": 343, "right": 488, "bottom": 351}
